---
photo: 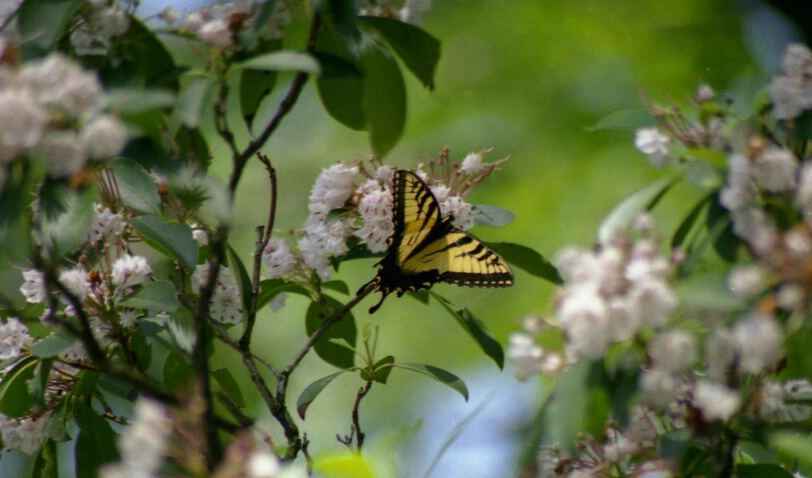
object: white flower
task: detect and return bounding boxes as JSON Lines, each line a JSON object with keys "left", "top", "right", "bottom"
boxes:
{"left": 59, "top": 267, "right": 91, "bottom": 302}
{"left": 247, "top": 449, "right": 282, "bottom": 478}
{"left": 184, "top": 12, "right": 205, "bottom": 33}
{"left": 198, "top": 18, "right": 234, "bottom": 49}
{"left": 727, "top": 264, "right": 769, "bottom": 299}
{"left": 693, "top": 381, "right": 740, "bottom": 422}
{"left": 111, "top": 255, "right": 152, "bottom": 288}
{"left": 557, "top": 285, "right": 612, "bottom": 360}
{"left": 397, "top": 0, "right": 432, "bottom": 25}
{"left": 441, "top": 196, "right": 475, "bottom": 230}
{"left": 375, "top": 164, "right": 395, "bottom": 184}
{"left": 732, "top": 313, "right": 782, "bottom": 375}
{"left": 626, "top": 278, "right": 677, "bottom": 328}
{"left": 769, "top": 43, "right": 812, "bottom": 120}
{"left": 308, "top": 163, "right": 359, "bottom": 221}
{"left": 796, "top": 161, "right": 812, "bottom": 218}
{"left": 297, "top": 219, "right": 349, "bottom": 280}
{"left": 20, "top": 269, "right": 46, "bottom": 304}
{"left": 460, "top": 150, "right": 486, "bottom": 175}
{"left": 119, "top": 309, "right": 137, "bottom": 328}
{"left": 649, "top": 330, "right": 696, "bottom": 373}
{"left": 430, "top": 184, "right": 450, "bottom": 203}
{"left": 635, "top": 128, "right": 671, "bottom": 168}
{"left": 705, "top": 328, "right": 736, "bottom": 382}
{"left": 639, "top": 369, "right": 679, "bottom": 409}
{"left": 506, "top": 333, "right": 544, "bottom": 381}
{"left": 719, "top": 154, "right": 754, "bottom": 212}
{"left": 20, "top": 53, "right": 102, "bottom": 119}
{"left": 695, "top": 83, "right": 716, "bottom": 102}
{"left": 192, "top": 263, "right": 244, "bottom": 324}
{"left": 88, "top": 204, "right": 125, "bottom": 243}
{"left": 0, "top": 317, "right": 33, "bottom": 360}
{"left": 752, "top": 146, "right": 797, "bottom": 192}
{"left": 158, "top": 6, "right": 180, "bottom": 24}
{"left": 354, "top": 181, "right": 393, "bottom": 253}
{"left": 262, "top": 238, "right": 298, "bottom": 278}
{"left": 0, "top": 89, "right": 46, "bottom": 161}
{"left": 81, "top": 114, "right": 129, "bottom": 160}
{"left": 33, "top": 131, "right": 87, "bottom": 178}
{"left": 101, "top": 398, "right": 171, "bottom": 478}
{"left": 0, "top": 411, "right": 51, "bottom": 455}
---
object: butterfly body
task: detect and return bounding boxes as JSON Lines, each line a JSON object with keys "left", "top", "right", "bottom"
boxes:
{"left": 365, "top": 170, "right": 513, "bottom": 313}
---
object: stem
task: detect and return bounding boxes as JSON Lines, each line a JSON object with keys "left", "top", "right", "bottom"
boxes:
{"left": 352, "top": 381, "right": 373, "bottom": 452}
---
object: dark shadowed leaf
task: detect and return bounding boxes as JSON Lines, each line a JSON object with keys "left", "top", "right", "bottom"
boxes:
{"left": 213, "top": 367, "right": 245, "bottom": 408}
{"left": 431, "top": 294, "right": 504, "bottom": 369}
{"left": 358, "top": 16, "right": 440, "bottom": 90}
{"left": 297, "top": 371, "right": 348, "bottom": 419}
{"left": 75, "top": 408, "right": 120, "bottom": 477}
{"left": 17, "top": 0, "right": 84, "bottom": 58}
{"left": 32, "top": 438, "right": 58, "bottom": 478}
{"left": 392, "top": 363, "right": 468, "bottom": 401}
{"left": 361, "top": 40, "right": 406, "bottom": 157}
{"left": 735, "top": 464, "right": 794, "bottom": 478}
{"left": 305, "top": 296, "right": 357, "bottom": 369}
{"left": 488, "top": 242, "right": 562, "bottom": 284}
{"left": 315, "top": 27, "right": 366, "bottom": 131}
{"left": 0, "top": 357, "right": 37, "bottom": 418}
{"left": 671, "top": 192, "right": 713, "bottom": 250}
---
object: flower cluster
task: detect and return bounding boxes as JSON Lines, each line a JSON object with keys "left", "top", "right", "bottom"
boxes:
{"left": 100, "top": 398, "right": 171, "bottom": 478}
{"left": 70, "top": 0, "right": 131, "bottom": 56}
{"left": 0, "top": 49, "right": 128, "bottom": 185}
{"left": 261, "top": 148, "right": 506, "bottom": 282}
{"left": 769, "top": 43, "right": 812, "bottom": 121}
{"left": 360, "top": 0, "right": 433, "bottom": 26}
{"left": 180, "top": 0, "right": 294, "bottom": 50}
{"left": 192, "top": 263, "right": 244, "bottom": 324}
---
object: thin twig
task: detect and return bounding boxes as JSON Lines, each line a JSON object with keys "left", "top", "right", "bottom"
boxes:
{"left": 352, "top": 381, "right": 373, "bottom": 452}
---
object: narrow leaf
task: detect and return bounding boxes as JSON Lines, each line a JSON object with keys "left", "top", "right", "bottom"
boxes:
{"left": 226, "top": 242, "right": 253, "bottom": 319}
{"left": 297, "top": 371, "right": 348, "bottom": 419}
{"left": 32, "top": 438, "right": 58, "bottom": 478}
{"left": 132, "top": 216, "right": 198, "bottom": 271}
{"left": 118, "top": 280, "right": 179, "bottom": 311}
{"left": 106, "top": 88, "right": 176, "bottom": 115}
{"left": 431, "top": 294, "right": 504, "bottom": 369}
{"left": 109, "top": 158, "right": 162, "bottom": 215}
{"left": 75, "top": 408, "right": 120, "bottom": 477}
{"left": 488, "top": 242, "right": 562, "bottom": 284}
{"left": 212, "top": 367, "right": 245, "bottom": 408}
{"left": 472, "top": 205, "right": 516, "bottom": 228}
{"left": 257, "top": 279, "right": 310, "bottom": 310}
{"left": 238, "top": 51, "right": 321, "bottom": 74}
{"left": 393, "top": 363, "right": 468, "bottom": 400}
{"left": 597, "top": 176, "right": 679, "bottom": 245}
{"left": 177, "top": 74, "right": 215, "bottom": 129}
{"left": 30, "top": 359, "right": 53, "bottom": 408}
{"left": 358, "top": 16, "right": 440, "bottom": 90}
{"left": 671, "top": 192, "right": 713, "bottom": 250}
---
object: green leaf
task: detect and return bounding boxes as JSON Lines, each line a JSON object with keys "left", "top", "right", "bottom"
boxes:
{"left": 212, "top": 367, "right": 245, "bottom": 408}
{"left": 257, "top": 279, "right": 311, "bottom": 309}
{"left": 30, "top": 326, "right": 76, "bottom": 358}
{"left": 771, "top": 432, "right": 812, "bottom": 469}
{"left": 312, "top": 452, "right": 376, "bottom": 478}
{"left": 370, "top": 355, "right": 394, "bottom": 384}
{"left": 237, "top": 51, "right": 321, "bottom": 75}
{"left": 118, "top": 280, "right": 179, "bottom": 311}
{"left": 75, "top": 408, "right": 120, "bottom": 477}
{"left": 706, "top": 192, "right": 740, "bottom": 262}
{"left": 131, "top": 216, "right": 198, "bottom": 271}
{"left": 45, "top": 395, "right": 72, "bottom": 442}
{"left": 597, "top": 176, "right": 679, "bottom": 245}
{"left": 313, "top": 52, "right": 363, "bottom": 79}
{"left": 734, "top": 464, "right": 794, "bottom": 478}
{"left": 358, "top": 16, "right": 440, "bottom": 90}
{"left": 431, "top": 295, "right": 504, "bottom": 369}
{"left": 177, "top": 74, "right": 216, "bottom": 129}
{"left": 163, "top": 348, "right": 192, "bottom": 392}
{"left": 315, "top": 27, "right": 367, "bottom": 131}
{"left": 226, "top": 242, "right": 253, "bottom": 319}
{"left": 0, "top": 357, "right": 37, "bottom": 418}
{"left": 472, "top": 205, "right": 515, "bottom": 228}
{"left": 106, "top": 88, "right": 176, "bottom": 115}
{"left": 587, "top": 108, "right": 654, "bottom": 131}
{"left": 488, "top": 242, "right": 563, "bottom": 284}
{"left": 361, "top": 40, "right": 407, "bottom": 157}
{"left": 305, "top": 295, "right": 357, "bottom": 369}
{"left": 671, "top": 192, "right": 713, "bottom": 250}
{"left": 71, "top": 371, "right": 100, "bottom": 413}
{"left": 110, "top": 157, "right": 162, "bottom": 215}
{"left": 392, "top": 363, "right": 468, "bottom": 401}
{"left": 297, "top": 371, "right": 348, "bottom": 419}
{"left": 17, "top": 0, "right": 84, "bottom": 59}
{"left": 39, "top": 186, "right": 96, "bottom": 258}
{"left": 239, "top": 67, "right": 278, "bottom": 131}
{"left": 175, "top": 125, "right": 210, "bottom": 171}
{"left": 323, "top": 280, "right": 350, "bottom": 295}
{"left": 30, "top": 359, "right": 53, "bottom": 408}
{"left": 32, "top": 438, "right": 58, "bottom": 478}
{"left": 113, "top": 17, "right": 182, "bottom": 90}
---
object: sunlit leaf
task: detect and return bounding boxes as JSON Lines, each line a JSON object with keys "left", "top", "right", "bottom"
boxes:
{"left": 131, "top": 216, "right": 198, "bottom": 271}
{"left": 771, "top": 432, "right": 812, "bottom": 469}
{"left": 110, "top": 157, "right": 162, "bottom": 215}
{"left": 312, "top": 452, "right": 377, "bottom": 478}
{"left": 237, "top": 51, "right": 321, "bottom": 75}
{"left": 177, "top": 74, "right": 216, "bottom": 129}
{"left": 297, "top": 371, "right": 348, "bottom": 419}
{"left": 392, "top": 363, "right": 468, "bottom": 401}
{"left": 32, "top": 438, "right": 58, "bottom": 478}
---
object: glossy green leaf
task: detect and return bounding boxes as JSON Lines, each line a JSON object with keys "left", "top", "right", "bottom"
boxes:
{"left": 431, "top": 294, "right": 503, "bottom": 369}
{"left": 0, "top": 357, "right": 37, "bottom": 418}
{"left": 587, "top": 108, "right": 653, "bottom": 131}
{"left": 238, "top": 51, "right": 321, "bottom": 75}
{"left": 318, "top": 0, "right": 362, "bottom": 42}
{"left": 297, "top": 371, "right": 348, "bottom": 419}
{"left": 369, "top": 355, "right": 394, "bottom": 384}
{"left": 597, "top": 176, "right": 679, "bottom": 245}
{"left": 132, "top": 216, "right": 198, "bottom": 271}
{"left": 734, "top": 464, "right": 794, "bottom": 478}
{"left": 177, "top": 74, "right": 216, "bottom": 129}
{"left": 118, "top": 280, "right": 178, "bottom": 311}
{"left": 226, "top": 242, "right": 252, "bottom": 319}
{"left": 110, "top": 157, "right": 162, "bottom": 215}
{"left": 240, "top": 68, "right": 278, "bottom": 131}
{"left": 75, "top": 408, "right": 120, "bottom": 478}
{"left": 32, "top": 438, "right": 58, "bottom": 478}
{"left": 30, "top": 326, "right": 76, "bottom": 358}
{"left": 305, "top": 295, "right": 357, "bottom": 369}
{"left": 17, "top": 0, "right": 84, "bottom": 59}
{"left": 313, "top": 52, "right": 363, "bottom": 79}
{"left": 315, "top": 27, "right": 367, "bottom": 131}
{"left": 212, "top": 367, "right": 245, "bottom": 408}
{"left": 488, "top": 242, "right": 562, "bottom": 284}
{"left": 358, "top": 16, "right": 440, "bottom": 90}
{"left": 472, "top": 205, "right": 516, "bottom": 228}
{"left": 29, "top": 359, "right": 53, "bottom": 408}
{"left": 361, "top": 40, "right": 406, "bottom": 157}
{"left": 392, "top": 363, "right": 468, "bottom": 401}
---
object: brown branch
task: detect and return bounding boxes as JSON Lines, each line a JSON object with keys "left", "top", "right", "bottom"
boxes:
{"left": 352, "top": 381, "right": 373, "bottom": 452}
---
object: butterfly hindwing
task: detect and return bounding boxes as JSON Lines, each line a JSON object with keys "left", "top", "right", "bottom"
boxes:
{"left": 366, "top": 170, "right": 513, "bottom": 313}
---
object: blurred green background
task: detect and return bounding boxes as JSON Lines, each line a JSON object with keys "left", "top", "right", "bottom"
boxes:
{"left": 212, "top": 1, "right": 788, "bottom": 476}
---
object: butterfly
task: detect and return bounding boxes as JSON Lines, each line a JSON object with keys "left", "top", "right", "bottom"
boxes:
{"left": 364, "top": 170, "right": 513, "bottom": 313}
